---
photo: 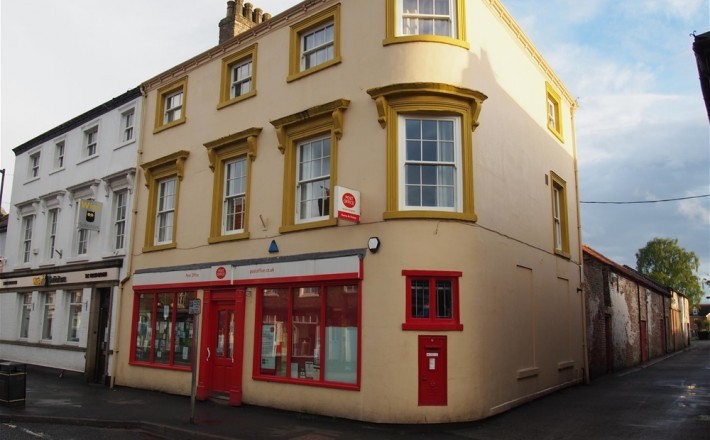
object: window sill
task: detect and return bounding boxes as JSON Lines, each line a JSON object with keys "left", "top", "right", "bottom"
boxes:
{"left": 49, "top": 168, "right": 65, "bottom": 176}
{"left": 384, "top": 210, "right": 477, "bottom": 222}
{"left": 217, "top": 90, "right": 256, "bottom": 110}
{"left": 517, "top": 367, "right": 540, "bottom": 380}
{"left": 129, "top": 360, "right": 192, "bottom": 372}
{"left": 402, "top": 322, "right": 463, "bottom": 331}
{"left": 554, "top": 249, "right": 571, "bottom": 260}
{"left": 382, "top": 35, "right": 470, "bottom": 50}
{"left": 279, "top": 217, "right": 337, "bottom": 234}
{"left": 153, "top": 118, "right": 186, "bottom": 134}
{"left": 286, "top": 57, "right": 342, "bottom": 83}
{"left": 66, "top": 257, "right": 90, "bottom": 264}
{"left": 208, "top": 231, "right": 250, "bottom": 244}
{"left": 114, "top": 139, "right": 136, "bottom": 151}
{"left": 24, "top": 177, "right": 40, "bottom": 185}
{"left": 142, "top": 243, "right": 177, "bottom": 253}
{"left": 253, "top": 374, "right": 359, "bottom": 391}
{"left": 76, "top": 155, "right": 99, "bottom": 166}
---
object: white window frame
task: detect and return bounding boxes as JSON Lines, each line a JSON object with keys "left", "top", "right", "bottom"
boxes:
{"left": 84, "top": 126, "right": 99, "bottom": 157}
{"left": 164, "top": 91, "right": 183, "bottom": 124}
{"left": 230, "top": 59, "right": 253, "bottom": 99}
{"left": 296, "top": 136, "right": 331, "bottom": 223}
{"left": 21, "top": 215, "right": 34, "bottom": 263}
{"left": 223, "top": 157, "right": 247, "bottom": 234}
{"left": 66, "top": 291, "right": 82, "bottom": 343}
{"left": 121, "top": 108, "right": 136, "bottom": 143}
{"left": 54, "top": 140, "right": 65, "bottom": 169}
{"left": 41, "top": 292, "right": 55, "bottom": 341}
{"left": 155, "top": 177, "right": 176, "bottom": 245}
{"left": 29, "top": 151, "right": 41, "bottom": 178}
{"left": 19, "top": 293, "right": 32, "bottom": 339}
{"left": 300, "top": 20, "right": 335, "bottom": 71}
{"left": 113, "top": 190, "right": 128, "bottom": 250}
{"left": 398, "top": 115, "right": 462, "bottom": 212}
{"left": 47, "top": 208, "right": 59, "bottom": 260}
{"left": 399, "top": 0, "right": 457, "bottom": 38}
{"left": 77, "top": 228, "right": 90, "bottom": 256}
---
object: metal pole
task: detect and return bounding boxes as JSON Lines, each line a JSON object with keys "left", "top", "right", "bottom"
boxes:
{"left": 0, "top": 169, "right": 5, "bottom": 211}
{"left": 190, "top": 313, "right": 199, "bottom": 424}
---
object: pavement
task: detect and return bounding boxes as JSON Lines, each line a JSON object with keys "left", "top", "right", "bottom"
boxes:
{"left": 1, "top": 340, "right": 709, "bottom": 439}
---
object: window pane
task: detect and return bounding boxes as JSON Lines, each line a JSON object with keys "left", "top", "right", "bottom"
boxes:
{"left": 292, "top": 287, "right": 321, "bottom": 380}
{"left": 172, "top": 292, "right": 196, "bottom": 367}
{"left": 42, "top": 293, "right": 55, "bottom": 340}
{"left": 135, "top": 294, "right": 153, "bottom": 362}
{"left": 67, "top": 291, "right": 82, "bottom": 342}
{"left": 411, "top": 280, "right": 430, "bottom": 318}
{"left": 260, "top": 288, "right": 289, "bottom": 377}
{"left": 154, "top": 293, "right": 173, "bottom": 364}
{"left": 20, "top": 293, "right": 31, "bottom": 338}
{"left": 422, "top": 141, "right": 437, "bottom": 161}
{"left": 325, "top": 285, "right": 358, "bottom": 384}
{"left": 436, "top": 280, "right": 453, "bottom": 318}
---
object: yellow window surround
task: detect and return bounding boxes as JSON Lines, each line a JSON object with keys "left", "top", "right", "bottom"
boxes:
{"left": 287, "top": 4, "right": 342, "bottom": 83}
{"left": 140, "top": 150, "right": 189, "bottom": 252}
{"left": 383, "top": 0, "right": 469, "bottom": 49}
{"left": 204, "top": 127, "right": 262, "bottom": 243}
{"left": 218, "top": 44, "right": 258, "bottom": 110}
{"left": 545, "top": 82, "right": 564, "bottom": 142}
{"left": 550, "top": 171, "right": 570, "bottom": 258}
{"left": 367, "top": 82, "right": 486, "bottom": 221}
{"left": 270, "top": 98, "right": 350, "bottom": 233}
{"left": 154, "top": 77, "right": 188, "bottom": 134}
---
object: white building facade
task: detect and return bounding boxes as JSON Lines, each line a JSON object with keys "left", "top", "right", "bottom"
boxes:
{"left": 0, "top": 88, "right": 142, "bottom": 384}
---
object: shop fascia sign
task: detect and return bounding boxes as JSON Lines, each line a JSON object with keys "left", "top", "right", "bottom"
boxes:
{"left": 134, "top": 265, "right": 232, "bottom": 288}
{"left": 0, "top": 267, "right": 119, "bottom": 290}
{"left": 334, "top": 186, "right": 360, "bottom": 223}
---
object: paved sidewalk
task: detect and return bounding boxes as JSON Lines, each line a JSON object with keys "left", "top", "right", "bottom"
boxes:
{"left": 1, "top": 341, "right": 709, "bottom": 439}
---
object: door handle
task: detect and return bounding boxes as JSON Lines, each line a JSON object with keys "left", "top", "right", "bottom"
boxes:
{"left": 207, "top": 347, "right": 211, "bottom": 362}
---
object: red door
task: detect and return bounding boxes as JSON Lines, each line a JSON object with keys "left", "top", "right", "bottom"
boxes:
{"left": 418, "top": 335, "right": 447, "bottom": 406}
{"left": 212, "top": 304, "right": 235, "bottom": 393}
{"left": 197, "top": 289, "right": 245, "bottom": 406}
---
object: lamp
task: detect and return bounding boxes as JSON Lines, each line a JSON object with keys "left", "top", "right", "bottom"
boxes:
{"left": 367, "top": 237, "right": 380, "bottom": 253}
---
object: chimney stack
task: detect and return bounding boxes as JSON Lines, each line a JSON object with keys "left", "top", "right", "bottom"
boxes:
{"left": 219, "top": 1, "right": 271, "bottom": 45}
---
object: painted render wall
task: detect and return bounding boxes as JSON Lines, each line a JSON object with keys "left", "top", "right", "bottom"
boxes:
{"left": 114, "top": 0, "right": 583, "bottom": 423}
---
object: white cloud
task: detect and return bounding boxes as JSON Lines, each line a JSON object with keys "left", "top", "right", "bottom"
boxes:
{"left": 640, "top": 0, "right": 706, "bottom": 20}
{"left": 678, "top": 197, "right": 710, "bottom": 225}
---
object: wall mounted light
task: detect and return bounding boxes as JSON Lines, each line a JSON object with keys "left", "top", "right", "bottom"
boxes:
{"left": 367, "top": 237, "right": 381, "bottom": 253}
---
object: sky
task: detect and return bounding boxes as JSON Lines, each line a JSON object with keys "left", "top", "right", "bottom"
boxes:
{"left": 1, "top": 0, "right": 709, "bottom": 300}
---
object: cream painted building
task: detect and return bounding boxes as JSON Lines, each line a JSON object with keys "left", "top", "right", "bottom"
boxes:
{"left": 114, "top": 0, "right": 584, "bottom": 423}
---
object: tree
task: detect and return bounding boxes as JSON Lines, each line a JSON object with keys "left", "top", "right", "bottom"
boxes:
{"left": 636, "top": 237, "right": 704, "bottom": 306}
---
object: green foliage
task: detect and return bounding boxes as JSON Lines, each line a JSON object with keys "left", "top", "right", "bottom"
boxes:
{"left": 636, "top": 237, "right": 703, "bottom": 306}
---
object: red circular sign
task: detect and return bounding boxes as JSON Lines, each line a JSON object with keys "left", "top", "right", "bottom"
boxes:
{"left": 342, "top": 192, "right": 356, "bottom": 208}
{"left": 216, "top": 266, "right": 227, "bottom": 279}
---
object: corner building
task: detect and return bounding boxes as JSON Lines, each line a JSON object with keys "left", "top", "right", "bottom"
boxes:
{"left": 116, "top": 0, "right": 584, "bottom": 423}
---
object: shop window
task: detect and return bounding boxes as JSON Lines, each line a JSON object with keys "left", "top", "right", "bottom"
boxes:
{"left": 41, "top": 292, "right": 55, "bottom": 340}
{"left": 287, "top": 4, "right": 341, "bottom": 82}
{"left": 256, "top": 283, "right": 359, "bottom": 387}
{"left": 384, "top": 0, "right": 468, "bottom": 49}
{"left": 402, "top": 270, "right": 462, "bottom": 331}
{"left": 270, "top": 99, "right": 348, "bottom": 233}
{"left": 66, "top": 291, "right": 82, "bottom": 343}
{"left": 154, "top": 77, "right": 188, "bottom": 133}
{"left": 367, "top": 82, "right": 486, "bottom": 221}
{"left": 545, "top": 82, "right": 564, "bottom": 142}
{"left": 550, "top": 171, "right": 570, "bottom": 257}
{"left": 218, "top": 44, "right": 257, "bottom": 109}
{"left": 19, "top": 293, "right": 32, "bottom": 339}
{"left": 204, "top": 127, "right": 261, "bottom": 243}
{"left": 131, "top": 291, "right": 196, "bottom": 369}
{"left": 141, "top": 150, "right": 189, "bottom": 252}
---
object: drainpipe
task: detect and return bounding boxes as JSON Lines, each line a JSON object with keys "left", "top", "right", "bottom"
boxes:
{"left": 571, "top": 101, "right": 590, "bottom": 384}
{"left": 109, "top": 85, "right": 148, "bottom": 387}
